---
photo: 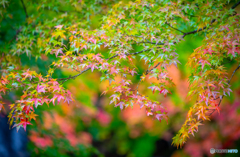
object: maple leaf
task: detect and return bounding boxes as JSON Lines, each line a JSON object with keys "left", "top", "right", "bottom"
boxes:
{"left": 92, "top": 54, "right": 103, "bottom": 61}
{"left": 89, "top": 63, "right": 99, "bottom": 72}
{"left": 148, "top": 85, "right": 160, "bottom": 94}
{"left": 101, "top": 90, "right": 108, "bottom": 96}
{"left": 13, "top": 119, "right": 32, "bottom": 131}
{"left": 51, "top": 48, "right": 64, "bottom": 57}
{"left": 52, "top": 85, "right": 62, "bottom": 92}
{"left": 208, "top": 104, "right": 221, "bottom": 114}
{"left": 51, "top": 94, "right": 65, "bottom": 104}
{"left": 54, "top": 25, "right": 64, "bottom": 29}
{"left": 37, "top": 74, "right": 45, "bottom": 82}
{"left": 188, "top": 128, "right": 195, "bottom": 136}
{"left": 227, "top": 47, "right": 236, "bottom": 57}
{"left": 37, "top": 84, "right": 46, "bottom": 93}
{"left": 22, "top": 69, "right": 34, "bottom": 80}
{"left": 195, "top": 109, "right": 210, "bottom": 121}
{"left": 0, "top": 102, "right": 5, "bottom": 111}
{"left": 101, "top": 62, "right": 109, "bottom": 70}
{"left": 88, "top": 37, "right": 97, "bottom": 44}
{"left": 64, "top": 91, "right": 73, "bottom": 105}
{"left": 19, "top": 119, "right": 32, "bottom": 131}
{"left": 198, "top": 59, "right": 211, "bottom": 70}
{"left": 109, "top": 66, "right": 119, "bottom": 74}
{"left": 114, "top": 86, "right": 124, "bottom": 93}
{"left": 23, "top": 105, "right": 34, "bottom": 114}
{"left": 159, "top": 72, "right": 168, "bottom": 79}
{"left": 115, "top": 102, "right": 124, "bottom": 110}
{"left": 110, "top": 94, "right": 120, "bottom": 104}
{"left": 203, "top": 48, "right": 214, "bottom": 55}
{"left": 155, "top": 114, "right": 168, "bottom": 124}
{"left": 9, "top": 103, "right": 15, "bottom": 109}
{"left": 140, "top": 74, "right": 146, "bottom": 81}
{"left": 160, "top": 89, "right": 169, "bottom": 97}
{"left": 47, "top": 79, "right": 59, "bottom": 86}
{"left": 52, "top": 30, "right": 66, "bottom": 39}
{"left": 146, "top": 110, "right": 153, "bottom": 116}
{"left": 0, "top": 86, "right": 8, "bottom": 94}
{"left": 188, "top": 121, "right": 203, "bottom": 136}
{"left": 31, "top": 98, "right": 42, "bottom": 108}
{"left": 129, "top": 69, "right": 137, "bottom": 76}
{"left": 29, "top": 112, "right": 38, "bottom": 120}
{"left": 9, "top": 72, "right": 18, "bottom": 78}
{"left": 0, "top": 76, "right": 9, "bottom": 85}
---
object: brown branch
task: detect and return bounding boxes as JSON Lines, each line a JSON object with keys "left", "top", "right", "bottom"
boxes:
{"left": 203, "top": 64, "right": 240, "bottom": 119}
{"left": 231, "top": 0, "right": 240, "bottom": 9}
{"left": 166, "top": 22, "right": 185, "bottom": 34}
{"left": 146, "top": 62, "right": 161, "bottom": 75}
{"left": 9, "top": 28, "right": 22, "bottom": 43}
{"left": 182, "top": 19, "right": 216, "bottom": 38}
{"left": 107, "top": 49, "right": 151, "bottom": 60}
{"left": 56, "top": 0, "right": 240, "bottom": 82}
{"left": 8, "top": 0, "right": 28, "bottom": 42}
{"left": 182, "top": 10, "right": 198, "bottom": 18}
{"left": 136, "top": 41, "right": 164, "bottom": 45}
{"left": 57, "top": 49, "right": 151, "bottom": 82}
{"left": 135, "top": 62, "right": 161, "bottom": 93}
{"left": 20, "top": 0, "right": 28, "bottom": 18}
{"left": 183, "top": 0, "right": 240, "bottom": 38}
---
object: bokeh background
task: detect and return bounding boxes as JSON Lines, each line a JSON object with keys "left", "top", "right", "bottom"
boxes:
{"left": 1, "top": 0, "right": 240, "bottom": 157}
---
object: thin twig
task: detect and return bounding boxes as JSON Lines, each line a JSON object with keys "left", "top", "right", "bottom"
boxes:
{"left": 107, "top": 49, "right": 151, "bottom": 60}
{"left": 56, "top": 0, "right": 240, "bottom": 82}
{"left": 9, "top": 28, "right": 22, "bottom": 42}
{"left": 136, "top": 41, "right": 164, "bottom": 45}
{"left": 135, "top": 62, "right": 161, "bottom": 94}
{"left": 146, "top": 62, "right": 161, "bottom": 75}
{"left": 202, "top": 64, "right": 240, "bottom": 119}
{"left": 166, "top": 22, "right": 186, "bottom": 34}
{"left": 20, "top": 0, "right": 28, "bottom": 18}
{"left": 183, "top": 0, "right": 240, "bottom": 38}
{"left": 231, "top": 0, "right": 240, "bottom": 9}
{"left": 57, "top": 49, "right": 151, "bottom": 81}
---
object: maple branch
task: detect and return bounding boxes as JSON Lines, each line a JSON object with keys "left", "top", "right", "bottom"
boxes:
{"left": 166, "top": 22, "right": 185, "bottom": 34}
{"left": 182, "top": 10, "right": 198, "bottom": 18}
{"left": 136, "top": 41, "right": 164, "bottom": 45}
{"left": 9, "top": 0, "right": 31, "bottom": 42}
{"left": 107, "top": 49, "right": 151, "bottom": 60}
{"left": 57, "top": 49, "right": 151, "bottom": 82}
{"left": 195, "top": 64, "right": 240, "bottom": 125}
{"left": 228, "top": 64, "right": 240, "bottom": 84}
{"left": 146, "top": 62, "right": 161, "bottom": 75}
{"left": 135, "top": 62, "right": 161, "bottom": 93}
{"left": 20, "top": 0, "right": 28, "bottom": 18}
{"left": 182, "top": 0, "right": 240, "bottom": 38}
{"left": 57, "top": 1, "right": 240, "bottom": 83}
{"left": 182, "top": 19, "right": 216, "bottom": 38}
{"left": 231, "top": 0, "right": 240, "bottom": 9}
{"left": 9, "top": 27, "right": 22, "bottom": 43}
{"left": 58, "top": 67, "right": 91, "bottom": 83}
{"left": 207, "top": 64, "right": 240, "bottom": 117}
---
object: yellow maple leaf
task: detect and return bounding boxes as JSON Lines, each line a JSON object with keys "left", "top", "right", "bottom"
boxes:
{"left": 9, "top": 104, "right": 15, "bottom": 109}
{"left": 9, "top": 72, "right": 17, "bottom": 78}
{"left": 141, "top": 74, "right": 146, "bottom": 81}
{"left": 29, "top": 112, "right": 38, "bottom": 120}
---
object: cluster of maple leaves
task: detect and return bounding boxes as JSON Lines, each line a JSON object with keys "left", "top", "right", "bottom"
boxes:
{"left": 0, "top": 69, "right": 73, "bottom": 131}
{"left": 0, "top": 0, "right": 240, "bottom": 149}
{"left": 172, "top": 17, "right": 240, "bottom": 148}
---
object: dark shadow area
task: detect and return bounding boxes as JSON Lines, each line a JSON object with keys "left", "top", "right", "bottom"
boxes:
{"left": 0, "top": 115, "right": 29, "bottom": 157}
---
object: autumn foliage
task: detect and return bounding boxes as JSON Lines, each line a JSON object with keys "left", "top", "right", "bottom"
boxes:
{"left": 1, "top": 0, "right": 240, "bottom": 151}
